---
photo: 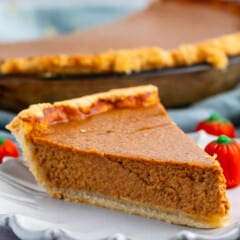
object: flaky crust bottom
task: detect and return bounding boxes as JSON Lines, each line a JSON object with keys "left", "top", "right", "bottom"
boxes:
{"left": 48, "top": 187, "right": 228, "bottom": 229}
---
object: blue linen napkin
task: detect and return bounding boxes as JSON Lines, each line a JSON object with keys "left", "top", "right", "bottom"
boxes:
{"left": 0, "top": 111, "right": 16, "bottom": 141}
{"left": 168, "top": 86, "right": 240, "bottom": 132}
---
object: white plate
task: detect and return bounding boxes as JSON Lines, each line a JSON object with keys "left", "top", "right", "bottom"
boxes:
{"left": 0, "top": 131, "right": 240, "bottom": 240}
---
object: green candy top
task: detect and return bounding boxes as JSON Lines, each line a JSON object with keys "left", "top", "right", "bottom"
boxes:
{"left": 216, "top": 135, "right": 233, "bottom": 144}
{"left": 207, "top": 113, "right": 229, "bottom": 123}
{"left": 0, "top": 137, "right": 4, "bottom": 145}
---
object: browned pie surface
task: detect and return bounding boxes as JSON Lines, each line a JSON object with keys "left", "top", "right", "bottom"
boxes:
{"left": 35, "top": 105, "right": 215, "bottom": 166}
{"left": 0, "top": 0, "right": 239, "bottom": 59}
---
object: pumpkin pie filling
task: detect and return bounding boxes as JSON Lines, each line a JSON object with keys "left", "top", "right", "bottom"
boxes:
{"left": 7, "top": 85, "right": 229, "bottom": 228}
{"left": 1, "top": 0, "right": 240, "bottom": 75}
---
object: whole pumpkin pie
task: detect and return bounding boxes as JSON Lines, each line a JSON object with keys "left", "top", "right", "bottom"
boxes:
{"left": 1, "top": 0, "right": 240, "bottom": 112}
{"left": 7, "top": 85, "right": 229, "bottom": 228}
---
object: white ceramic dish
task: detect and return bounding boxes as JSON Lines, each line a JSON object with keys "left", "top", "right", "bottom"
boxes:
{"left": 0, "top": 131, "right": 239, "bottom": 240}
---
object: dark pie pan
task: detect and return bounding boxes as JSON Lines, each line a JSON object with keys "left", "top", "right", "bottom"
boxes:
{"left": 1, "top": 55, "right": 240, "bottom": 112}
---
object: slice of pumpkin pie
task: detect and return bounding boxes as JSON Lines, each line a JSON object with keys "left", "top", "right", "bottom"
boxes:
{"left": 7, "top": 85, "right": 229, "bottom": 228}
